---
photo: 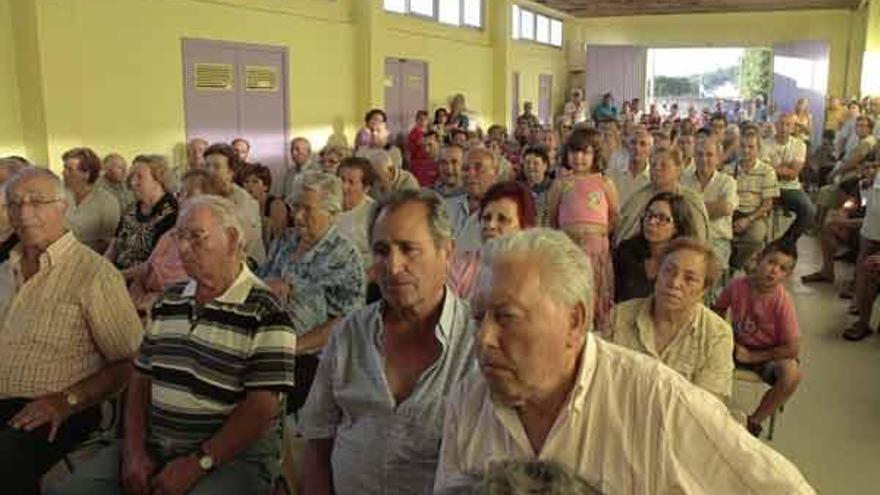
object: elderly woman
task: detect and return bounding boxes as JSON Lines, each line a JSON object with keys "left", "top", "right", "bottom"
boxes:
{"left": 62, "top": 147, "right": 121, "bottom": 253}
{"left": 449, "top": 181, "right": 536, "bottom": 300}
{"left": 362, "top": 148, "right": 419, "bottom": 202}
{"left": 614, "top": 192, "right": 696, "bottom": 303}
{"left": 105, "top": 154, "right": 178, "bottom": 274}
{"left": 522, "top": 146, "right": 553, "bottom": 227}
{"left": 260, "top": 172, "right": 365, "bottom": 408}
{"left": 240, "top": 163, "right": 289, "bottom": 248}
{"left": 318, "top": 144, "right": 349, "bottom": 175}
{"left": 128, "top": 169, "right": 226, "bottom": 314}
{"left": 607, "top": 237, "right": 733, "bottom": 400}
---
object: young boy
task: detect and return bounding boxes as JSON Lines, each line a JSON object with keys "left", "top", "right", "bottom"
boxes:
{"left": 714, "top": 241, "right": 802, "bottom": 437}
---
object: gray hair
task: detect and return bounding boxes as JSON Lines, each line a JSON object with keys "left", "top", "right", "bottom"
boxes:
{"left": 368, "top": 188, "right": 453, "bottom": 247}
{"left": 360, "top": 148, "right": 394, "bottom": 171}
{"left": 475, "top": 460, "right": 601, "bottom": 495}
{"left": 5, "top": 167, "right": 68, "bottom": 206}
{"left": 288, "top": 171, "right": 343, "bottom": 215}
{"left": 481, "top": 228, "right": 594, "bottom": 330}
{"left": 179, "top": 195, "right": 246, "bottom": 252}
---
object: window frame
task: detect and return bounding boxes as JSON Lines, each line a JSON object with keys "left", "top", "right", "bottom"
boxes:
{"left": 383, "top": 0, "right": 484, "bottom": 30}
{"left": 511, "top": 4, "right": 563, "bottom": 49}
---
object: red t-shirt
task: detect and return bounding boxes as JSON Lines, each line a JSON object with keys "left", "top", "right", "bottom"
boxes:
{"left": 714, "top": 277, "right": 800, "bottom": 350}
{"left": 407, "top": 126, "right": 426, "bottom": 161}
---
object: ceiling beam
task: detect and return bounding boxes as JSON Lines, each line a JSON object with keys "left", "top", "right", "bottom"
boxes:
{"left": 536, "top": 0, "right": 861, "bottom": 17}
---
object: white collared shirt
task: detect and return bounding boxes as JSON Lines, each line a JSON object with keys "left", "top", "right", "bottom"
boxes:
{"left": 435, "top": 334, "right": 814, "bottom": 494}
{"left": 607, "top": 162, "right": 651, "bottom": 206}
{"left": 681, "top": 168, "right": 739, "bottom": 240}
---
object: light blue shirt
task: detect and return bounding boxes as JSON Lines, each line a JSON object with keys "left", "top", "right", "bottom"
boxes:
{"left": 300, "top": 288, "right": 476, "bottom": 494}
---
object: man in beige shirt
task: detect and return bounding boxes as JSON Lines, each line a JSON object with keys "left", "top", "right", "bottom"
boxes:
{"left": 0, "top": 168, "right": 143, "bottom": 493}
{"left": 607, "top": 237, "right": 734, "bottom": 400}
{"left": 435, "top": 229, "right": 814, "bottom": 494}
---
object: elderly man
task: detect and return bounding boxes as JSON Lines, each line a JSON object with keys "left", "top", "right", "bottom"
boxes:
{"left": 445, "top": 148, "right": 500, "bottom": 256}
{"left": 186, "top": 138, "right": 209, "bottom": 171}
{"left": 431, "top": 144, "right": 465, "bottom": 198}
{"left": 260, "top": 172, "right": 364, "bottom": 410}
{"left": 231, "top": 137, "right": 251, "bottom": 163}
{"left": 762, "top": 114, "right": 814, "bottom": 246}
{"left": 681, "top": 136, "right": 738, "bottom": 270}
{"left": 435, "top": 229, "right": 814, "bottom": 494}
{"left": 607, "top": 237, "right": 734, "bottom": 400}
{"left": 613, "top": 148, "right": 710, "bottom": 246}
{"left": 337, "top": 156, "right": 376, "bottom": 270}
{"left": 97, "top": 153, "right": 135, "bottom": 211}
{"left": 363, "top": 148, "right": 419, "bottom": 202}
{"left": 0, "top": 168, "right": 142, "bottom": 493}
{"left": 727, "top": 130, "right": 780, "bottom": 270}
{"left": 49, "top": 195, "right": 297, "bottom": 495}
{"left": 300, "top": 189, "right": 475, "bottom": 494}
{"left": 63, "top": 147, "right": 121, "bottom": 253}
{"left": 204, "top": 143, "right": 266, "bottom": 265}
{"left": 607, "top": 130, "right": 653, "bottom": 205}
{"left": 282, "top": 137, "right": 317, "bottom": 198}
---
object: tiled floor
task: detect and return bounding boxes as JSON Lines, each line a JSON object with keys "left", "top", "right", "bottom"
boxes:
{"left": 730, "top": 236, "right": 880, "bottom": 493}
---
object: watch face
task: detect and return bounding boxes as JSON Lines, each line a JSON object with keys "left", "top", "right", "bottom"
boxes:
{"left": 199, "top": 455, "right": 213, "bottom": 471}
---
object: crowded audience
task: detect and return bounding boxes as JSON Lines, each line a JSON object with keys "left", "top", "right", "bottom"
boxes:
{"left": 6, "top": 89, "right": 880, "bottom": 494}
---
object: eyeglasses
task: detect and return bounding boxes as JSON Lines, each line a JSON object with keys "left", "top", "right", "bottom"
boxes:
{"left": 171, "top": 229, "right": 211, "bottom": 248}
{"left": 643, "top": 211, "right": 674, "bottom": 225}
{"left": 6, "top": 195, "right": 63, "bottom": 213}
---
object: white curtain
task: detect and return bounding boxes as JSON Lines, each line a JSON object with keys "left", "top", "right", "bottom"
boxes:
{"left": 584, "top": 45, "right": 647, "bottom": 108}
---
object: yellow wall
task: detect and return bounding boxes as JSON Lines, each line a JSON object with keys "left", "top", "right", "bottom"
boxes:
{"left": 511, "top": 42, "right": 567, "bottom": 124}
{"left": 17, "top": 0, "right": 360, "bottom": 169}
{"left": 573, "top": 9, "right": 862, "bottom": 98}
{"left": 0, "top": 0, "right": 24, "bottom": 157}
{"left": 862, "top": 0, "right": 880, "bottom": 95}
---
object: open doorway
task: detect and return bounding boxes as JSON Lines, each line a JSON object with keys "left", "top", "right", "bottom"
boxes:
{"left": 645, "top": 47, "right": 772, "bottom": 122}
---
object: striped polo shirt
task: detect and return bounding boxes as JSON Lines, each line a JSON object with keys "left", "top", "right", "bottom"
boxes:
{"left": 726, "top": 159, "right": 780, "bottom": 214}
{"left": 135, "top": 264, "right": 297, "bottom": 453}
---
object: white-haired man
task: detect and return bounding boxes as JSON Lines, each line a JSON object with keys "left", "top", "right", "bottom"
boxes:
{"left": 0, "top": 168, "right": 143, "bottom": 493}
{"left": 282, "top": 137, "right": 318, "bottom": 198}
{"left": 445, "top": 147, "right": 500, "bottom": 256}
{"left": 300, "top": 189, "right": 475, "bottom": 494}
{"left": 435, "top": 229, "right": 814, "bottom": 494}
{"left": 49, "top": 195, "right": 297, "bottom": 495}
{"left": 362, "top": 148, "right": 419, "bottom": 203}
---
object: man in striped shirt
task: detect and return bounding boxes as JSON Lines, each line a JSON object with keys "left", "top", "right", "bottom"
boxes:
{"left": 50, "top": 196, "right": 297, "bottom": 495}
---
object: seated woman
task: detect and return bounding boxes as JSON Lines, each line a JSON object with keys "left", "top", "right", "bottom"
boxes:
{"left": 614, "top": 192, "right": 696, "bottom": 303}
{"left": 127, "top": 169, "right": 225, "bottom": 314}
{"left": 318, "top": 144, "right": 349, "bottom": 175}
{"left": 355, "top": 108, "right": 387, "bottom": 149}
{"left": 449, "top": 181, "right": 536, "bottom": 300}
{"left": 240, "top": 163, "right": 289, "bottom": 249}
{"left": 62, "top": 147, "right": 121, "bottom": 253}
{"left": 607, "top": 237, "right": 733, "bottom": 401}
{"left": 105, "top": 154, "right": 179, "bottom": 278}
{"left": 259, "top": 171, "right": 366, "bottom": 411}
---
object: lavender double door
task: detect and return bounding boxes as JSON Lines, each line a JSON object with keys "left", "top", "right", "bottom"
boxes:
{"left": 182, "top": 39, "right": 288, "bottom": 193}
{"left": 384, "top": 58, "right": 428, "bottom": 144}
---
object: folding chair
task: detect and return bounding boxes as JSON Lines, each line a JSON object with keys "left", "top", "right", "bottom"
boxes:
{"left": 733, "top": 368, "right": 783, "bottom": 441}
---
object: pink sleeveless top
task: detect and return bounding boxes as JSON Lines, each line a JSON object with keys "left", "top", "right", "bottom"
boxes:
{"left": 558, "top": 174, "right": 609, "bottom": 228}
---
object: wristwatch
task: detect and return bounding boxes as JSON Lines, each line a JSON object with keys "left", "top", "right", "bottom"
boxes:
{"left": 195, "top": 446, "right": 214, "bottom": 472}
{"left": 64, "top": 391, "right": 80, "bottom": 409}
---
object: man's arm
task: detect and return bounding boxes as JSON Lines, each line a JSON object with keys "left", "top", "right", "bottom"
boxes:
{"left": 200, "top": 390, "right": 282, "bottom": 466}
{"left": 303, "top": 438, "right": 335, "bottom": 495}
{"left": 705, "top": 199, "right": 734, "bottom": 220}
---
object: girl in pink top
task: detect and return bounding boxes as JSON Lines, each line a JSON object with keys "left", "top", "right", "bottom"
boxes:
{"left": 549, "top": 128, "right": 619, "bottom": 331}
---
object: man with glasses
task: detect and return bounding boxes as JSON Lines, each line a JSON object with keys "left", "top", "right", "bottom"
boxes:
{"left": 0, "top": 168, "right": 143, "bottom": 493}
{"left": 49, "top": 195, "right": 297, "bottom": 495}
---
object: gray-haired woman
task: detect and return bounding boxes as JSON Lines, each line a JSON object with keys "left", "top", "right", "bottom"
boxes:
{"left": 259, "top": 172, "right": 366, "bottom": 410}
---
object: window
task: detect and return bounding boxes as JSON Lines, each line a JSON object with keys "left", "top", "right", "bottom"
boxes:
{"left": 384, "top": 0, "right": 483, "bottom": 29}
{"left": 511, "top": 5, "right": 563, "bottom": 48}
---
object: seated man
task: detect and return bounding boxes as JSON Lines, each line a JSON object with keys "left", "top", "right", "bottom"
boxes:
{"left": 436, "top": 229, "right": 813, "bottom": 494}
{"left": 49, "top": 196, "right": 297, "bottom": 495}
{"left": 613, "top": 148, "right": 710, "bottom": 246}
{"left": 607, "top": 238, "right": 733, "bottom": 400}
{"left": 727, "top": 130, "right": 780, "bottom": 270}
{"left": 761, "top": 114, "right": 815, "bottom": 246}
{"left": 300, "top": 189, "right": 475, "bottom": 494}
{"left": 446, "top": 148, "right": 500, "bottom": 256}
{"left": 430, "top": 144, "right": 465, "bottom": 198}
{"left": 97, "top": 153, "right": 136, "bottom": 211}
{"left": 714, "top": 242, "right": 802, "bottom": 437}
{"left": 362, "top": 148, "right": 419, "bottom": 203}
{"left": 0, "top": 168, "right": 143, "bottom": 493}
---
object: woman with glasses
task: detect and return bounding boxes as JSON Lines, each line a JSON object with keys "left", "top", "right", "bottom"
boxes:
{"left": 613, "top": 192, "right": 696, "bottom": 303}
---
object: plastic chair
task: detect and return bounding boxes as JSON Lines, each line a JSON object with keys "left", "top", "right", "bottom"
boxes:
{"left": 62, "top": 397, "right": 121, "bottom": 472}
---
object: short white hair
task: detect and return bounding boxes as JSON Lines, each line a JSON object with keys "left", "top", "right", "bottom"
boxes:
{"left": 360, "top": 148, "right": 393, "bottom": 171}
{"left": 6, "top": 167, "right": 67, "bottom": 206}
{"left": 481, "top": 228, "right": 594, "bottom": 330}
{"left": 180, "top": 195, "right": 246, "bottom": 251}
{"left": 289, "top": 171, "right": 343, "bottom": 215}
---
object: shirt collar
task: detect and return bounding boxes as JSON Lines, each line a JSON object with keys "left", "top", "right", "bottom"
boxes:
{"left": 181, "top": 262, "right": 263, "bottom": 305}
{"left": 568, "top": 332, "right": 599, "bottom": 415}
{"left": 10, "top": 230, "right": 77, "bottom": 271}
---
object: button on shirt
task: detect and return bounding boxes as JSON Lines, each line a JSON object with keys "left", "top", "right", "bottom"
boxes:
{"left": 761, "top": 136, "right": 807, "bottom": 190}
{"left": 681, "top": 169, "right": 739, "bottom": 240}
{"left": 435, "top": 334, "right": 815, "bottom": 495}
{"left": 300, "top": 289, "right": 476, "bottom": 495}
{"left": 607, "top": 297, "right": 734, "bottom": 399}
{"left": 0, "top": 232, "right": 143, "bottom": 398}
